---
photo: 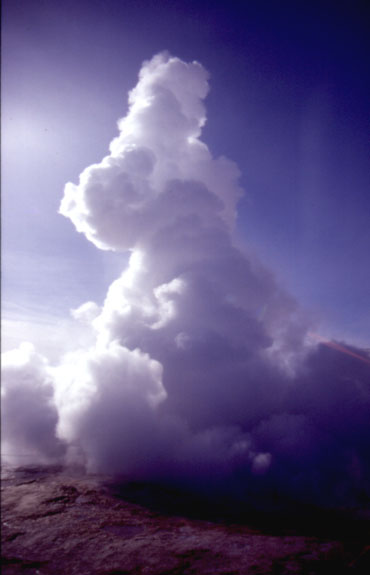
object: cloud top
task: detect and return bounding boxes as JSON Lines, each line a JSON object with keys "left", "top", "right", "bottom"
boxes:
{"left": 60, "top": 53, "right": 240, "bottom": 252}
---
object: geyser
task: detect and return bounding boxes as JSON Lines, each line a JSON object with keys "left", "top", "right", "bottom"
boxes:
{"left": 2, "top": 53, "right": 370, "bottom": 513}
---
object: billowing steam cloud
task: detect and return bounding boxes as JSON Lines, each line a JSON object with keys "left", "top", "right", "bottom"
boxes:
{"left": 2, "top": 54, "right": 370, "bottom": 511}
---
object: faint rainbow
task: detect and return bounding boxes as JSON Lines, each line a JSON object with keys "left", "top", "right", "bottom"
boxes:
{"left": 308, "top": 332, "right": 370, "bottom": 366}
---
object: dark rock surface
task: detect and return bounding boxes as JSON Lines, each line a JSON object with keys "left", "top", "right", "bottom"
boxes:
{"left": 1, "top": 464, "right": 369, "bottom": 574}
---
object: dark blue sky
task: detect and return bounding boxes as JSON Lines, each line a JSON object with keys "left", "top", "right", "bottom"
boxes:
{"left": 2, "top": 0, "right": 370, "bottom": 349}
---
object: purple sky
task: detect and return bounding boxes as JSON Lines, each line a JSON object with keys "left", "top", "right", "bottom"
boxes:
{"left": 2, "top": 0, "right": 370, "bottom": 352}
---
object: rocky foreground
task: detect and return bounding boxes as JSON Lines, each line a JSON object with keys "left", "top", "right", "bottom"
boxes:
{"left": 1, "top": 465, "right": 369, "bottom": 574}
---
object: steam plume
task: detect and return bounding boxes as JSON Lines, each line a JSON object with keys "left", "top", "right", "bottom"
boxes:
{"left": 2, "top": 54, "right": 369, "bottom": 511}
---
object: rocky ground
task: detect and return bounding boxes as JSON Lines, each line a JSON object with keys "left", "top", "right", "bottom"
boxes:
{"left": 1, "top": 465, "right": 369, "bottom": 574}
